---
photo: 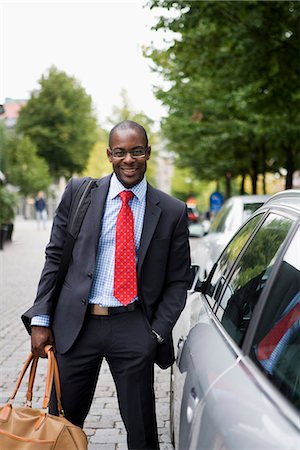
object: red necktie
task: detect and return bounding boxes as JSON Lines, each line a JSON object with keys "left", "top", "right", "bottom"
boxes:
{"left": 114, "top": 191, "right": 137, "bottom": 306}
{"left": 257, "top": 303, "right": 300, "bottom": 360}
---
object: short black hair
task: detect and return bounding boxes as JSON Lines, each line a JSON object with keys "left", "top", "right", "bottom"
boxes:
{"left": 109, "top": 120, "right": 148, "bottom": 148}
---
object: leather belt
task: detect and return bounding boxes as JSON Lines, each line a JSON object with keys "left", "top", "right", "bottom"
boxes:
{"left": 89, "top": 302, "right": 138, "bottom": 316}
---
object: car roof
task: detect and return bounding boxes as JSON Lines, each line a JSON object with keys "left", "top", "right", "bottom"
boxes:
{"left": 224, "top": 195, "right": 270, "bottom": 205}
{"left": 263, "top": 189, "right": 300, "bottom": 213}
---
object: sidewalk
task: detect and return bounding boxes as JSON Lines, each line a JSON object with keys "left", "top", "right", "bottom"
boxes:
{"left": 0, "top": 218, "right": 173, "bottom": 450}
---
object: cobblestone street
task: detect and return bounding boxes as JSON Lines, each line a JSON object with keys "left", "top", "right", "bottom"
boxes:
{"left": 0, "top": 218, "right": 173, "bottom": 450}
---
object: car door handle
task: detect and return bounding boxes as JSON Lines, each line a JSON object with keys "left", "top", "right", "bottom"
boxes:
{"left": 186, "top": 387, "right": 199, "bottom": 423}
{"left": 176, "top": 337, "right": 185, "bottom": 366}
{"left": 190, "top": 386, "right": 199, "bottom": 405}
{"left": 177, "top": 336, "right": 185, "bottom": 349}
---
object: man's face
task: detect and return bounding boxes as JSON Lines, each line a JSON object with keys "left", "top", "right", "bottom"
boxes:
{"left": 107, "top": 128, "right": 151, "bottom": 188}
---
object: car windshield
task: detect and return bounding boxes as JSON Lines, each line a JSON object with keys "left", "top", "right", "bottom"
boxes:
{"left": 242, "top": 202, "right": 264, "bottom": 222}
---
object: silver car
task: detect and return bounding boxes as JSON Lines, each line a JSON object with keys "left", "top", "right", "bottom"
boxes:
{"left": 171, "top": 189, "right": 300, "bottom": 450}
{"left": 193, "top": 195, "right": 270, "bottom": 277}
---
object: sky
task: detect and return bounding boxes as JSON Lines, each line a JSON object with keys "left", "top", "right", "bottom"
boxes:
{"left": 1, "top": 0, "right": 175, "bottom": 128}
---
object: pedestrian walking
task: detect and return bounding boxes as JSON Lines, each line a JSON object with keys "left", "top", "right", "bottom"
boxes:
{"left": 34, "top": 191, "right": 47, "bottom": 230}
{"left": 22, "top": 120, "right": 191, "bottom": 450}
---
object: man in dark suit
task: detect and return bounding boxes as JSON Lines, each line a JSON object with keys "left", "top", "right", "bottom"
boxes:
{"left": 22, "top": 120, "right": 191, "bottom": 450}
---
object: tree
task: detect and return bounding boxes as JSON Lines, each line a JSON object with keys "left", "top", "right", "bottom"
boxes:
{"left": 6, "top": 136, "right": 52, "bottom": 196}
{"left": 146, "top": 1, "right": 300, "bottom": 193}
{"left": 17, "top": 66, "right": 98, "bottom": 178}
{"left": 0, "top": 121, "right": 15, "bottom": 176}
{"left": 81, "top": 127, "right": 111, "bottom": 178}
{"left": 0, "top": 122, "right": 7, "bottom": 174}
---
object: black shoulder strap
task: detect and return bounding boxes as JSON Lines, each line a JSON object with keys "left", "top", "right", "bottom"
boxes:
{"left": 67, "top": 177, "right": 96, "bottom": 238}
{"left": 51, "top": 177, "right": 97, "bottom": 310}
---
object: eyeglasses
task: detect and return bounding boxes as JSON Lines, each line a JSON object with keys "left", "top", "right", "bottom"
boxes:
{"left": 109, "top": 147, "right": 148, "bottom": 159}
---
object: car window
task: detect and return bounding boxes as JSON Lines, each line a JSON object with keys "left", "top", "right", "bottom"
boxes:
{"left": 250, "top": 227, "right": 300, "bottom": 411}
{"left": 242, "top": 202, "right": 264, "bottom": 222}
{"left": 215, "top": 213, "right": 293, "bottom": 345}
{"left": 210, "top": 203, "right": 232, "bottom": 233}
{"left": 205, "top": 214, "right": 263, "bottom": 308}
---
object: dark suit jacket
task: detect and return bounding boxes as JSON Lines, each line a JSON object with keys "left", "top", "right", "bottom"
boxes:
{"left": 22, "top": 175, "right": 191, "bottom": 367}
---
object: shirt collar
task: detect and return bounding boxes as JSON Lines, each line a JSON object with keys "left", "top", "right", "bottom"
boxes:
{"left": 109, "top": 173, "right": 147, "bottom": 202}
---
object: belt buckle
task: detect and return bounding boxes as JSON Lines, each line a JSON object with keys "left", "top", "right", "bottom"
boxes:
{"left": 101, "top": 307, "right": 109, "bottom": 316}
{"left": 90, "top": 304, "right": 109, "bottom": 316}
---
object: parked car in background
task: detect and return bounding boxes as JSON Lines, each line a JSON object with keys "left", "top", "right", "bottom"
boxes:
{"left": 188, "top": 212, "right": 211, "bottom": 239}
{"left": 171, "top": 190, "right": 300, "bottom": 450}
{"left": 188, "top": 222, "right": 205, "bottom": 238}
{"left": 193, "top": 195, "right": 269, "bottom": 275}
{"left": 187, "top": 205, "right": 201, "bottom": 223}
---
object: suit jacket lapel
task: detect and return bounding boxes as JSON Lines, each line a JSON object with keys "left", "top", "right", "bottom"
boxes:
{"left": 90, "top": 174, "right": 111, "bottom": 251}
{"left": 138, "top": 184, "right": 161, "bottom": 274}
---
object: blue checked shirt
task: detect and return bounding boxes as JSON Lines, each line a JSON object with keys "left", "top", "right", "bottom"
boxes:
{"left": 31, "top": 174, "right": 147, "bottom": 327}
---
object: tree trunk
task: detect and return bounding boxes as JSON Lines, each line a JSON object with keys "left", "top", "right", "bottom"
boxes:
{"left": 251, "top": 158, "right": 258, "bottom": 194}
{"left": 22, "top": 197, "right": 28, "bottom": 219}
{"left": 225, "top": 171, "right": 232, "bottom": 199}
{"left": 262, "top": 172, "right": 266, "bottom": 194}
{"left": 285, "top": 146, "right": 294, "bottom": 189}
{"left": 240, "top": 174, "right": 246, "bottom": 195}
{"left": 262, "top": 143, "right": 267, "bottom": 194}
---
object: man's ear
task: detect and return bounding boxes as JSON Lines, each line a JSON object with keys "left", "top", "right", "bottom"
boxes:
{"left": 146, "top": 146, "right": 151, "bottom": 160}
{"left": 107, "top": 148, "right": 113, "bottom": 162}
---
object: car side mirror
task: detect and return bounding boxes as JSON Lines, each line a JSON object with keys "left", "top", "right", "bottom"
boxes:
{"left": 194, "top": 277, "right": 205, "bottom": 293}
{"left": 190, "top": 264, "right": 199, "bottom": 279}
{"left": 188, "top": 264, "right": 199, "bottom": 290}
{"left": 188, "top": 264, "right": 207, "bottom": 293}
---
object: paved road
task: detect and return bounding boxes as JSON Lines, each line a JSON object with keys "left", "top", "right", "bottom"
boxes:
{"left": 0, "top": 218, "right": 173, "bottom": 450}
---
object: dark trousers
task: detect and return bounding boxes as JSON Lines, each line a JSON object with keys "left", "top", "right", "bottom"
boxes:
{"left": 50, "top": 306, "right": 159, "bottom": 450}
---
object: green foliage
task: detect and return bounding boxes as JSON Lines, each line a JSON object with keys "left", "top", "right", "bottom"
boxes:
{"left": 82, "top": 128, "right": 111, "bottom": 178}
{"left": 0, "top": 186, "right": 17, "bottom": 224}
{"left": 6, "top": 136, "right": 52, "bottom": 196}
{"left": 0, "top": 121, "right": 16, "bottom": 175}
{"left": 146, "top": 1, "right": 300, "bottom": 192}
{"left": 17, "top": 66, "right": 98, "bottom": 178}
{"left": 0, "top": 122, "right": 8, "bottom": 173}
{"left": 171, "top": 166, "right": 198, "bottom": 200}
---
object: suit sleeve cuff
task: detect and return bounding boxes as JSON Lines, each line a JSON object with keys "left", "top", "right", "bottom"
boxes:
{"left": 152, "top": 329, "right": 164, "bottom": 344}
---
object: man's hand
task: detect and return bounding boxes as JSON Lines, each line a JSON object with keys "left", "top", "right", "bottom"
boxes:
{"left": 31, "top": 326, "right": 54, "bottom": 358}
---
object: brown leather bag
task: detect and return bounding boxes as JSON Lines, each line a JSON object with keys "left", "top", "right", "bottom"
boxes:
{"left": 0, "top": 345, "right": 87, "bottom": 449}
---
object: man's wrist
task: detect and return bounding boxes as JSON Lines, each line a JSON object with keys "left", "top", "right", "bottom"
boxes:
{"left": 151, "top": 329, "right": 164, "bottom": 344}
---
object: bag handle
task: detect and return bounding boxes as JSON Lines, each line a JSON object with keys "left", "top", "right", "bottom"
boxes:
{"left": 26, "top": 356, "right": 39, "bottom": 404}
{"left": 9, "top": 352, "right": 35, "bottom": 402}
{"left": 8, "top": 345, "right": 64, "bottom": 416}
